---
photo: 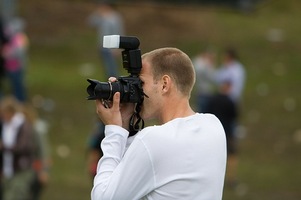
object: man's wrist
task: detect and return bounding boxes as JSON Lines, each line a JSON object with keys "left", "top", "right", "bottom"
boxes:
{"left": 105, "top": 125, "right": 129, "bottom": 138}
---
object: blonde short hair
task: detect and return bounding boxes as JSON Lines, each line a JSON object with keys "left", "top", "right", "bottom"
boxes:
{"left": 142, "top": 47, "right": 195, "bottom": 97}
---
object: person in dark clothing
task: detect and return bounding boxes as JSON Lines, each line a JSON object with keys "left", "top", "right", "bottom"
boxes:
{"left": 0, "top": 18, "right": 9, "bottom": 98}
{"left": 207, "top": 80, "right": 238, "bottom": 186}
{"left": 0, "top": 96, "right": 36, "bottom": 200}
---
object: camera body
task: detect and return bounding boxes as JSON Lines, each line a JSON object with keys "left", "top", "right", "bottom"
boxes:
{"left": 86, "top": 35, "right": 144, "bottom": 104}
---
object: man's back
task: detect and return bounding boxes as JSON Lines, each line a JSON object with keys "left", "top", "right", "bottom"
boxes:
{"left": 134, "top": 113, "right": 227, "bottom": 199}
{"left": 92, "top": 113, "right": 226, "bottom": 200}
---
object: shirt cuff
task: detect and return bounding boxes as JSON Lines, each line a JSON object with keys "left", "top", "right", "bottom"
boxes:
{"left": 105, "top": 125, "right": 129, "bottom": 138}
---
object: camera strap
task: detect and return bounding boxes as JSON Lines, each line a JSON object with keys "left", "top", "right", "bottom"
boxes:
{"left": 129, "top": 102, "right": 144, "bottom": 137}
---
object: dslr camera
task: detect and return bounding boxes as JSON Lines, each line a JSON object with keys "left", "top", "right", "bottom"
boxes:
{"left": 86, "top": 35, "right": 144, "bottom": 104}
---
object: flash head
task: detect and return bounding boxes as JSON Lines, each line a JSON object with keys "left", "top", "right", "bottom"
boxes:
{"left": 103, "top": 35, "right": 140, "bottom": 50}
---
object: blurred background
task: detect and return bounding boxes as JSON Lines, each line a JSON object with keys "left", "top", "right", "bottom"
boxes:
{"left": 0, "top": 0, "right": 300, "bottom": 199}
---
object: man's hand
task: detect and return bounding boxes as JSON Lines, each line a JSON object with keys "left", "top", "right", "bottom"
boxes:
{"left": 95, "top": 77, "right": 135, "bottom": 130}
{"left": 96, "top": 92, "right": 123, "bottom": 126}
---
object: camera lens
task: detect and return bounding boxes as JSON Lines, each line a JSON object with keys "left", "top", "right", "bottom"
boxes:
{"left": 87, "top": 79, "right": 122, "bottom": 101}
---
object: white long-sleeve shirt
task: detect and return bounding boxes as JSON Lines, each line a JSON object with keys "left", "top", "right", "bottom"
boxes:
{"left": 91, "top": 113, "right": 227, "bottom": 200}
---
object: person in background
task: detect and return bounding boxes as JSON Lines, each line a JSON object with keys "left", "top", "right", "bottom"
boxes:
{"left": 0, "top": 18, "right": 9, "bottom": 100}
{"left": 215, "top": 47, "right": 245, "bottom": 103}
{"left": 2, "top": 17, "right": 28, "bottom": 102}
{"left": 87, "top": 1, "right": 124, "bottom": 181}
{"left": 193, "top": 49, "right": 216, "bottom": 113}
{"left": 207, "top": 80, "right": 238, "bottom": 186}
{"left": 22, "top": 103, "right": 51, "bottom": 200}
{"left": 91, "top": 47, "right": 227, "bottom": 200}
{"left": 214, "top": 47, "right": 246, "bottom": 187}
{"left": 88, "top": 0, "right": 124, "bottom": 77}
{"left": 0, "top": 96, "right": 35, "bottom": 200}
{"left": 86, "top": 120, "right": 104, "bottom": 183}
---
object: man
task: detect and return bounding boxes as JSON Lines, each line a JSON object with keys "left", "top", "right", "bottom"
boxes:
{"left": 91, "top": 48, "right": 227, "bottom": 200}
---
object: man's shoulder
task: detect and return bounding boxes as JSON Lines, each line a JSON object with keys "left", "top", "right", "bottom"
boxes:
{"left": 136, "top": 125, "right": 163, "bottom": 139}
{"left": 137, "top": 114, "right": 219, "bottom": 137}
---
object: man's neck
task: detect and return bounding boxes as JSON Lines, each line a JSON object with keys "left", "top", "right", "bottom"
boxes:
{"left": 160, "top": 97, "right": 195, "bottom": 124}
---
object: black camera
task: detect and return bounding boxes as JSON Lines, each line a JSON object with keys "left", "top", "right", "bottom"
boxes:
{"left": 86, "top": 35, "right": 144, "bottom": 104}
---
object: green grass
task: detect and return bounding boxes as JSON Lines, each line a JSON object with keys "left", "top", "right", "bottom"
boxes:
{"left": 15, "top": 0, "right": 301, "bottom": 199}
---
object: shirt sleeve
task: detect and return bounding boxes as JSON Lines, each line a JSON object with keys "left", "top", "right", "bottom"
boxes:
{"left": 91, "top": 125, "right": 155, "bottom": 200}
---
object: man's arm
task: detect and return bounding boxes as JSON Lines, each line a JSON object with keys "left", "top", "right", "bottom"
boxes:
{"left": 91, "top": 125, "right": 155, "bottom": 200}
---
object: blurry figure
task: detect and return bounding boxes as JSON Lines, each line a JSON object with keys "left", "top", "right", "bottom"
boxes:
{"left": 86, "top": 121, "right": 104, "bottom": 182}
{"left": 207, "top": 80, "right": 238, "bottom": 186}
{"left": 0, "top": 96, "right": 35, "bottom": 200}
{"left": 88, "top": 0, "right": 124, "bottom": 77}
{"left": 0, "top": 17, "right": 9, "bottom": 100}
{"left": 87, "top": 1, "right": 124, "bottom": 182}
{"left": 215, "top": 47, "right": 245, "bottom": 103}
{"left": 214, "top": 47, "right": 246, "bottom": 187}
{"left": 22, "top": 103, "right": 51, "bottom": 200}
{"left": 2, "top": 17, "right": 28, "bottom": 102}
{"left": 192, "top": 49, "right": 216, "bottom": 113}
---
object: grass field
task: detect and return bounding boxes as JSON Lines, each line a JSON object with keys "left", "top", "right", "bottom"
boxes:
{"left": 12, "top": 0, "right": 301, "bottom": 199}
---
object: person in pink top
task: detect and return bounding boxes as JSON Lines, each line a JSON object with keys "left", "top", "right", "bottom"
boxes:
{"left": 2, "top": 17, "right": 28, "bottom": 102}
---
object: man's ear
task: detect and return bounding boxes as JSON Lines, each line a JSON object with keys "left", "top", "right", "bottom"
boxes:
{"left": 161, "top": 75, "right": 171, "bottom": 93}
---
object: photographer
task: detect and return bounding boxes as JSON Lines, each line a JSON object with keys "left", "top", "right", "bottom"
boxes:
{"left": 91, "top": 47, "right": 227, "bottom": 200}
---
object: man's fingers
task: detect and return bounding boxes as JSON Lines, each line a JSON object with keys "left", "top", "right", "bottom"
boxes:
{"left": 112, "top": 92, "right": 120, "bottom": 109}
{"left": 95, "top": 99, "right": 108, "bottom": 112}
{"left": 108, "top": 77, "right": 118, "bottom": 82}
